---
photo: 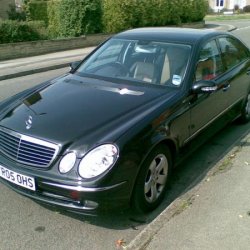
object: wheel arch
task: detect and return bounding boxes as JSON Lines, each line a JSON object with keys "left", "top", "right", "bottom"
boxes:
{"left": 130, "top": 138, "right": 176, "bottom": 212}
{"left": 129, "top": 137, "right": 177, "bottom": 205}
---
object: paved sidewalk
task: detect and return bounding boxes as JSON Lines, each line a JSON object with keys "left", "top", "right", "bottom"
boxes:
{"left": 126, "top": 131, "right": 250, "bottom": 250}
{"left": 0, "top": 47, "right": 95, "bottom": 81}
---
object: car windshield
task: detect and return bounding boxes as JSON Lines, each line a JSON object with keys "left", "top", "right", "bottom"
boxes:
{"left": 76, "top": 38, "right": 191, "bottom": 87}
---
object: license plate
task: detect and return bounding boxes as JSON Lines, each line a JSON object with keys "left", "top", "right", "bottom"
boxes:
{"left": 0, "top": 165, "right": 36, "bottom": 191}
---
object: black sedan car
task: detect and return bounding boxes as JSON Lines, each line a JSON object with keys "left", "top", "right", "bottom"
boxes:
{"left": 0, "top": 28, "right": 249, "bottom": 215}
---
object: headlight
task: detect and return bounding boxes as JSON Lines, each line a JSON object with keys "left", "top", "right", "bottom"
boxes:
{"left": 78, "top": 144, "right": 119, "bottom": 179}
{"left": 59, "top": 152, "right": 77, "bottom": 174}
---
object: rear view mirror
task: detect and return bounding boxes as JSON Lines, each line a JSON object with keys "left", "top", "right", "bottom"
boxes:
{"left": 69, "top": 61, "right": 81, "bottom": 73}
{"left": 192, "top": 80, "right": 217, "bottom": 94}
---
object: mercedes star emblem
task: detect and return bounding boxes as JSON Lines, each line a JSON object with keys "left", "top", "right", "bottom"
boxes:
{"left": 25, "top": 115, "right": 33, "bottom": 130}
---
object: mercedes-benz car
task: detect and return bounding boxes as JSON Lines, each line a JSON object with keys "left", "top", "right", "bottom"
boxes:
{"left": 0, "top": 28, "right": 249, "bottom": 215}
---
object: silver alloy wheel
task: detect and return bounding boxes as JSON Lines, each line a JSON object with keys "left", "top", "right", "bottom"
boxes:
{"left": 245, "top": 94, "right": 250, "bottom": 118}
{"left": 144, "top": 153, "right": 168, "bottom": 203}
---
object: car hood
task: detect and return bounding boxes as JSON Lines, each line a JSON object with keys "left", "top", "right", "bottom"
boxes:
{"left": 0, "top": 74, "right": 177, "bottom": 153}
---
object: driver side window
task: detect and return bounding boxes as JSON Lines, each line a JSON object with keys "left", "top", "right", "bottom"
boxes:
{"left": 195, "top": 40, "right": 224, "bottom": 81}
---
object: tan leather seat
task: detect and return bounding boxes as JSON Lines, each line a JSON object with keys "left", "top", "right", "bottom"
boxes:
{"left": 160, "top": 53, "right": 170, "bottom": 84}
{"left": 133, "top": 62, "right": 155, "bottom": 83}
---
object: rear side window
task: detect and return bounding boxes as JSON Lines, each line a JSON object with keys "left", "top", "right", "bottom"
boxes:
{"left": 218, "top": 37, "right": 249, "bottom": 70}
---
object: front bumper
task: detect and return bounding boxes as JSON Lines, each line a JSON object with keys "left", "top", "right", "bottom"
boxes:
{"left": 0, "top": 158, "right": 130, "bottom": 215}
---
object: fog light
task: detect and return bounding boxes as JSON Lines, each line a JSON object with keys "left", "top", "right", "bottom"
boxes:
{"left": 84, "top": 200, "right": 98, "bottom": 209}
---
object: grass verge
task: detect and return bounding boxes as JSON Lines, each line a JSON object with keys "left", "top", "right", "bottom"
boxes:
{"left": 205, "top": 13, "right": 250, "bottom": 21}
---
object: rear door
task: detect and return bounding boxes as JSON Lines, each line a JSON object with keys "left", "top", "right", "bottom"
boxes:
{"left": 217, "top": 36, "right": 250, "bottom": 117}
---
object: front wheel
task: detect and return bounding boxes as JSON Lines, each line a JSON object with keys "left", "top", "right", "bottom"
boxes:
{"left": 239, "top": 93, "right": 250, "bottom": 123}
{"left": 132, "top": 145, "right": 172, "bottom": 213}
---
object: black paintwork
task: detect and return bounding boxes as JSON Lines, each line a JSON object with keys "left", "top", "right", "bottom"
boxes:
{"left": 0, "top": 28, "right": 250, "bottom": 214}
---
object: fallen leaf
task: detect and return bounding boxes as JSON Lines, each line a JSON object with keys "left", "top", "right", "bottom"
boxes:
{"left": 239, "top": 214, "right": 243, "bottom": 218}
{"left": 244, "top": 161, "right": 249, "bottom": 166}
{"left": 230, "top": 154, "right": 236, "bottom": 158}
{"left": 115, "top": 239, "right": 126, "bottom": 249}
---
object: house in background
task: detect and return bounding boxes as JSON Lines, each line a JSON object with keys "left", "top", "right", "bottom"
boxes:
{"left": 0, "top": 0, "right": 15, "bottom": 19}
{"left": 209, "top": 0, "right": 250, "bottom": 11}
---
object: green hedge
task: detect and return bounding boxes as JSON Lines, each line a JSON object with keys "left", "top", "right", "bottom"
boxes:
{"left": 180, "top": 0, "right": 209, "bottom": 23}
{"left": 103, "top": 0, "right": 208, "bottom": 33}
{"left": 0, "top": 20, "right": 47, "bottom": 44}
{"left": 25, "top": 0, "right": 49, "bottom": 25}
{"left": 2, "top": 0, "right": 208, "bottom": 43}
{"left": 7, "top": 4, "right": 26, "bottom": 21}
{"left": 48, "top": 0, "right": 102, "bottom": 38}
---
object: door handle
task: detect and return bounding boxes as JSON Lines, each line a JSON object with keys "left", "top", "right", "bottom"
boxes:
{"left": 223, "top": 82, "right": 231, "bottom": 91}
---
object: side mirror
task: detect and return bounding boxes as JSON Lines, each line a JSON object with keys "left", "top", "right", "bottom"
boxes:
{"left": 69, "top": 61, "right": 81, "bottom": 73}
{"left": 192, "top": 80, "right": 218, "bottom": 94}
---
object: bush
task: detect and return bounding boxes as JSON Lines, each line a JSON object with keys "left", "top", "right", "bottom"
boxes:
{"left": 234, "top": 4, "right": 239, "bottom": 11}
{"left": 103, "top": 0, "right": 181, "bottom": 33}
{"left": 25, "top": 0, "right": 49, "bottom": 25}
{"left": 48, "top": 0, "right": 102, "bottom": 38}
{"left": 103, "top": 0, "right": 208, "bottom": 33}
{"left": 7, "top": 4, "right": 26, "bottom": 21}
{"left": 180, "top": 0, "right": 209, "bottom": 23}
{"left": 102, "top": 0, "right": 145, "bottom": 33}
{"left": 0, "top": 20, "right": 47, "bottom": 44}
{"left": 243, "top": 5, "right": 250, "bottom": 12}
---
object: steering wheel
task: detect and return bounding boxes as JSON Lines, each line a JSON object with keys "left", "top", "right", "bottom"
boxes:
{"left": 89, "top": 61, "right": 129, "bottom": 77}
{"left": 106, "top": 62, "right": 129, "bottom": 76}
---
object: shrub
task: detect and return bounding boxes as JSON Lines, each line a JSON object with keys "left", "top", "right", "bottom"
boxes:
{"left": 102, "top": 0, "right": 180, "bottom": 33}
{"left": 243, "top": 5, "right": 250, "bottom": 12}
{"left": 7, "top": 4, "right": 26, "bottom": 21}
{"left": 234, "top": 4, "right": 239, "bottom": 11}
{"left": 103, "top": 0, "right": 208, "bottom": 33}
{"left": 180, "top": 0, "right": 209, "bottom": 23}
{"left": 102, "top": 0, "right": 145, "bottom": 32}
{"left": 48, "top": 0, "right": 102, "bottom": 38}
{"left": 24, "top": 0, "right": 49, "bottom": 25}
{"left": 0, "top": 20, "right": 47, "bottom": 44}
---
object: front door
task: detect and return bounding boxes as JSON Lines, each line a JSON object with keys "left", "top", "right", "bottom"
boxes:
{"left": 187, "top": 39, "right": 229, "bottom": 142}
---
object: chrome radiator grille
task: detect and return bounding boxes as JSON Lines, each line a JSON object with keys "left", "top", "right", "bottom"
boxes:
{"left": 0, "top": 127, "right": 59, "bottom": 167}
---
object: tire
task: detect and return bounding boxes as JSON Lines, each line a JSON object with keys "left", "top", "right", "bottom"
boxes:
{"left": 239, "top": 93, "right": 250, "bottom": 123}
{"left": 132, "top": 145, "right": 172, "bottom": 213}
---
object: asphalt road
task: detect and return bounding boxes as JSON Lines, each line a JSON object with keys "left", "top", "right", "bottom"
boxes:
{"left": 0, "top": 20, "right": 250, "bottom": 250}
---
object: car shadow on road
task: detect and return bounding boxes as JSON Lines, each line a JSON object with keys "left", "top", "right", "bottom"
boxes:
{"left": 41, "top": 122, "right": 249, "bottom": 230}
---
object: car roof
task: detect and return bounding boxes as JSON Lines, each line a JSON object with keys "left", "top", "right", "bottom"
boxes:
{"left": 114, "top": 27, "right": 228, "bottom": 45}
